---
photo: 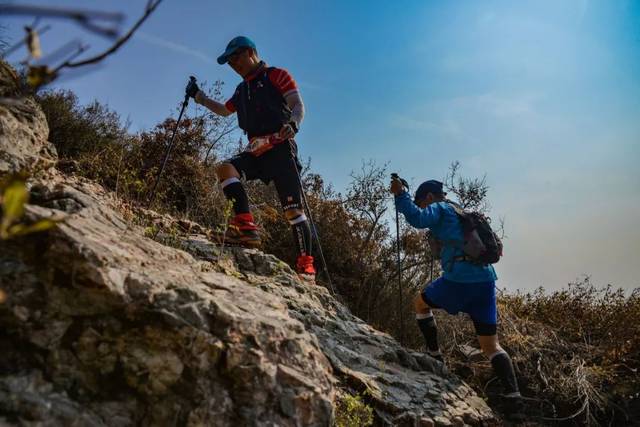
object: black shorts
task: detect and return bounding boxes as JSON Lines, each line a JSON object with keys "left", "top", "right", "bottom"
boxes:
{"left": 227, "top": 140, "right": 303, "bottom": 212}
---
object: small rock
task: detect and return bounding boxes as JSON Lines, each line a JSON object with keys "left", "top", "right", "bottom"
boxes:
{"left": 13, "top": 305, "right": 29, "bottom": 321}
{"left": 433, "top": 415, "right": 453, "bottom": 426}
{"left": 419, "top": 417, "right": 435, "bottom": 427}
{"left": 452, "top": 416, "right": 465, "bottom": 427}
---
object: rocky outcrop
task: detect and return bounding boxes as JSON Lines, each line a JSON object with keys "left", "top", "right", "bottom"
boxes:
{"left": 0, "top": 63, "right": 496, "bottom": 426}
{"left": 185, "top": 240, "right": 495, "bottom": 426}
{"left": 0, "top": 61, "right": 56, "bottom": 176}
{"left": 1, "top": 174, "right": 335, "bottom": 426}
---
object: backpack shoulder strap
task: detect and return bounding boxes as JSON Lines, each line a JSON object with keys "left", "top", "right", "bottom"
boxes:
{"left": 437, "top": 201, "right": 465, "bottom": 249}
{"left": 444, "top": 199, "right": 466, "bottom": 217}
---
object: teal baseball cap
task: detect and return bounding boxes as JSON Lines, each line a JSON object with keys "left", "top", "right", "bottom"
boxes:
{"left": 217, "top": 36, "right": 256, "bottom": 64}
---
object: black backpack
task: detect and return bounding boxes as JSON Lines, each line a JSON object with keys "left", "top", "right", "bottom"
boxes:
{"left": 437, "top": 202, "right": 503, "bottom": 265}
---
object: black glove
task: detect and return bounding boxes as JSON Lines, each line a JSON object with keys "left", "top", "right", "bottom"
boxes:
{"left": 185, "top": 79, "right": 199, "bottom": 98}
{"left": 390, "top": 173, "right": 409, "bottom": 196}
{"left": 390, "top": 173, "right": 409, "bottom": 189}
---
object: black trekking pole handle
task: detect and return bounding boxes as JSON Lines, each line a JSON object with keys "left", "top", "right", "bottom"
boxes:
{"left": 391, "top": 173, "right": 409, "bottom": 190}
{"left": 146, "top": 76, "right": 196, "bottom": 207}
{"left": 186, "top": 75, "right": 196, "bottom": 100}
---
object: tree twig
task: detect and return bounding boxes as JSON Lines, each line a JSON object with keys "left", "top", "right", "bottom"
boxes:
{"left": 59, "top": 0, "right": 162, "bottom": 69}
{"left": 204, "top": 126, "right": 237, "bottom": 162}
{"left": 2, "top": 24, "right": 51, "bottom": 59}
{"left": 0, "top": 5, "right": 123, "bottom": 39}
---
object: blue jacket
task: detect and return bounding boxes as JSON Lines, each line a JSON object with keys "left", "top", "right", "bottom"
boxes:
{"left": 394, "top": 191, "right": 497, "bottom": 283}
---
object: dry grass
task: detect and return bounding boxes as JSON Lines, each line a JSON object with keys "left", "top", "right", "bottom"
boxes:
{"left": 417, "top": 278, "right": 640, "bottom": 425}
{"left": 36, "top": 89, "right": 640, "bottom": 425}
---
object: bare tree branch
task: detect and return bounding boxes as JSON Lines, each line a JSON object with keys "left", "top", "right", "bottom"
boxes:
{"left": 2, "top": 25, "right": 51, "bottom": 59}
{"left": 204, "top": 126, "right": 237, "bottom": 163}
{"left": 0, "top": 5, "right": 124, "bottom": 39}
{"left": 52, "top": 43, "right": 89, "bottom": 73}
{"left": 60, "top": 0, "right": 162, "bottom": 69}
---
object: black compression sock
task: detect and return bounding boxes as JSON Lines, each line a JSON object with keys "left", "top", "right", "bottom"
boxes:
{"left": 416, "top": 314, "right": 440, "bottom": 354}
{"left": 490, "top": 350, "right": 520, "bottom": 395}
{"left": 289, "top": 215, "right": 312, "bottom": 256}
{"left": 221, "top": 178, "right": 250, "bottom": 215}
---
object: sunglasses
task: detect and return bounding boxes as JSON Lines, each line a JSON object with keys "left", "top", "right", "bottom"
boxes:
{"left": 228, "top": 48, "right": 249, "bottom": 62}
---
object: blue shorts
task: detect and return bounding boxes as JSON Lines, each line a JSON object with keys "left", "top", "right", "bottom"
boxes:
{"left": 421, "top": 277, "right": 497, "bottom": 326}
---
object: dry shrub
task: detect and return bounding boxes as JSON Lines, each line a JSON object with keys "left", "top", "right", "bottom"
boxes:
{"left": 37, "top": 88, "right": 231, "bottom": 229}
{"left": 410, "top": 278, "right": 640, "bottom": 425}
{"left": 499, "top": 279, "right": 639, "bottom": 424}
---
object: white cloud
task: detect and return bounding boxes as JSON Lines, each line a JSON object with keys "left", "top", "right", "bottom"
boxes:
{"left": 389, "top": 113, "right": 463, "bottom": 137}
{"left": 448, "top": 91, "right": 543, "bottom": 118}
{"left": 136, "top": 31, "right": 216, "bottom": 65}
{"left": 297, "top": 80, "right": 325, "bottom": 91}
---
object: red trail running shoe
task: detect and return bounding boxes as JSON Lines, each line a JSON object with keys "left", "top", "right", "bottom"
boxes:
{"left": 211, "top": 214, "right": 261, "bottom": 248}
{"left": 296, "top": 255, "right": 316, "bottom": 276}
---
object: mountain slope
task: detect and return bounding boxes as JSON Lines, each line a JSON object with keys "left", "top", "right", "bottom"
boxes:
{"left": 0, "top": 61, "right": 495, "bottom": 426}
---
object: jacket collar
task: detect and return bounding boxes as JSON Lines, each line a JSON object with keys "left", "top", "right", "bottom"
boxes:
{"left": 243, "top": 61, "right": 267, "bottom": 82}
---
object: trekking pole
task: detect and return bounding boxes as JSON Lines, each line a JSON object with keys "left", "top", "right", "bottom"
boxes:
{"left": 391, "top": 173, "right": 409, "bottom": 345}
{"left": 430, "top": 256, "right": 434, "bottom": 283}
{"left": 147, "top": 76, "right": 196, "bottom": 208}
{"left": 289, "top": 142, "right": 336, "bottom": 296}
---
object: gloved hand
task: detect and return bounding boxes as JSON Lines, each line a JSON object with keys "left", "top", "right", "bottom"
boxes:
{"left": 390, "top": 178, "right": 405, "bottom": 195}
{"left": 390, "top": 173, "right": 409, "bottom": 195}
{"left": 278, "top": 122, "right": 297, "bottom": 140}
{"left": 185, "top": 78, "right": 200, "bottom": 98}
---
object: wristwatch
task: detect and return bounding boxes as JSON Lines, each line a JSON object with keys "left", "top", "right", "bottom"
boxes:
{"left": 288, "top": 121, "right": 299, "bottom": 134}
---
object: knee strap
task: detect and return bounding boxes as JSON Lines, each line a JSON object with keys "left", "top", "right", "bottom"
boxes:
{"left": 288, "top": 213, "right": 307, "bottom": 225}
{"left": 221, "top": 177, "right": 240, "bottom": 188}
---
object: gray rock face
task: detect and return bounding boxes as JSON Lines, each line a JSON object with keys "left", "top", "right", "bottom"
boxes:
{"left": 1, "top": 173, "right": 335, "bottom": 427}
{"left": 0, "top": 64, "right": 496, "bottom": 426}
{"left": 0, "top": 61, "right": 56, "bottom": 176}
{"left": 181, "top": 238, "right": 496, "bottom": 426}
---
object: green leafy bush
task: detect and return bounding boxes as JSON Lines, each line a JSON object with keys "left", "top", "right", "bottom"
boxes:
{"left": 334, "top": 393, "right": 373, "bottom": 427}
{"left": 1, "top": 174, "right": 60, "bottom": 239}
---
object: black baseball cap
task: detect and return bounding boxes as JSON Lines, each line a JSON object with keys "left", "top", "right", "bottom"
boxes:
{"left": 414, "top": 180, "right": 446, "bottom": 204}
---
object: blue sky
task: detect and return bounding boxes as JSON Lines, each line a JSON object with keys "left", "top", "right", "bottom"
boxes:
{"left": 3, "top": 0, "right": 640, "bottom": 292}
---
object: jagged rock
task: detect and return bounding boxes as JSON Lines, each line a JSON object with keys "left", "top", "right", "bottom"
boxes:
{"left": 0, "top": 61, "right": 496, "bottom": 426}
{"left": 203, "top": 246, "right": 496, "bottom": 426}
{"left": 1, "top": 172, "right": 336, "bottom": 426}
{"left": 0, "top": 61, "right": 56, "bottom": 177}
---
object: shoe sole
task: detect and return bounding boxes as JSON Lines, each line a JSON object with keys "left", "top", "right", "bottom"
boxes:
{"left": 298, "top": 273, "right": 316, "bottom": 282}
{"left": 208, "top": 231, "right": 262, "bottom": 248}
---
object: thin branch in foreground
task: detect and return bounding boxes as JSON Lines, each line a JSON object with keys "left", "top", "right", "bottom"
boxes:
{"left": 0, "top": 5, "right": 124, "bottom": 39}
{"left": 59, "top": 0, "right": 162, "bottom": 69}
{"left": 2, "top": 25, "right": 51, "bottom": 59}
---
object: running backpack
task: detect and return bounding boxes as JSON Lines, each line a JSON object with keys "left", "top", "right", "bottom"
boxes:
{"left": 438, "top": 202, "right": 503, "bottom": 265}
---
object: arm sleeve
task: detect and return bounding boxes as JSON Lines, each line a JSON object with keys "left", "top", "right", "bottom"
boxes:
{"left": 269, "top": 68, "right": 305, "bottom": 126}
{"left": 284, "top": 91, "right": 305, "bottom": 127}
{"left": 194, "top": 90, "right": 234, "bottom": 116}
{"left": 394, "top": 192, "right": 443, "bottom": 229}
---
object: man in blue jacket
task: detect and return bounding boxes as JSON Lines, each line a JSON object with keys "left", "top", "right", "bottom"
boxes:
{"left": 391, "top": 178, "right": 520, "bottom": 398}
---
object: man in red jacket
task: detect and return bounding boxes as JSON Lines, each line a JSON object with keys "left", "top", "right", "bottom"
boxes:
{"left": 186, "top": 36, "right": 314, "bottom": 276}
